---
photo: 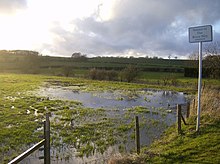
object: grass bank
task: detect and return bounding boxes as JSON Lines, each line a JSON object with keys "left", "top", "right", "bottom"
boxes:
{"left": 109, "top": 88, "right": 220, "bottom": 163}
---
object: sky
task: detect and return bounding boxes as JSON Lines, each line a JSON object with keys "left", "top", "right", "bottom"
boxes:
{"left": 0, "top": 0, "right": 220, "bottom": 59}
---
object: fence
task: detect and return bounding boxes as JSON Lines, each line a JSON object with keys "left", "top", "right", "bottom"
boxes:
{"left": 135, "top": 102, "right": 191, "bottom": 154}
{"left": 177, "top": 103, "right": 190, "bottom": 134}
{"left": 9, "top": 103, "right": 190, "bottom": 162}
{"left": 8, "top": 113, "right": 50, "bottom": 164}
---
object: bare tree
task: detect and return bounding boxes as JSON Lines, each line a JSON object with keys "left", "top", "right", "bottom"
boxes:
{"left": 168, "top": 55, "right": 171, "bottom": 60}
{"left": 204, "top": 41, "right": 220, "bottom": 57}
{"left": 203, "top": 42, "right": 220, "bottom": 78}
{"left": 188, "top": 51, "right": 199, "bottom": 60}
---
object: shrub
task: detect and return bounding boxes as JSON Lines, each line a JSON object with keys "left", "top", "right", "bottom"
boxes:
{"left": 88, "top": 68, "right": 118, "bottom": 81}
{"left": 120, "top": 65, "right": 138, "bottom": 83}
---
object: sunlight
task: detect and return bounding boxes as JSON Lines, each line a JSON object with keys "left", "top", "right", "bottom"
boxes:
{"left": 0, "top": 0, "right": 114, "bottom": 51}
{"left": 0, "top": 11, "right": 52, "bottom": 50}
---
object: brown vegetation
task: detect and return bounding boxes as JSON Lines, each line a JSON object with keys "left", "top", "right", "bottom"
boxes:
{"left": 191, "top": 88, "right": 220, "bottom": 123}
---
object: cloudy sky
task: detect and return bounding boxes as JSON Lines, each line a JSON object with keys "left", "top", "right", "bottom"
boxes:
{"left": 0, "top": 0, "right": 220, "bottom": 59}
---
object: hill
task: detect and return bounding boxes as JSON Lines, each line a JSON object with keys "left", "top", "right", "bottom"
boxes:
{"left": 0, "top": 50, "right": 192, "bottom": 76}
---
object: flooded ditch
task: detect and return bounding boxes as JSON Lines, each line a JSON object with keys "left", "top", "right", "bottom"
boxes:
{"left": 22, "top": 84, "right": 189, "bottom": 164}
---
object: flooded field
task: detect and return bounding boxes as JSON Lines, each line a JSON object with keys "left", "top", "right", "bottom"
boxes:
{"left": 21, "top": 84, "right": 189, "bottom": 163}
{"left": 38, "top": 86, "right": 187, "bottom": 110}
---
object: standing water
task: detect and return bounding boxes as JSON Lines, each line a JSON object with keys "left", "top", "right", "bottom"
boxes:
{"left": 23, "top": 86, "right": 188, "bottom": 164}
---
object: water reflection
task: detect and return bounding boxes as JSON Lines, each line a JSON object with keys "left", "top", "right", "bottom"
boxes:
{"left": 30, "top": 86, "right": 188, "bottom": 164}
{"left": 38, "top": 87, "right": 186, "bottom": 110}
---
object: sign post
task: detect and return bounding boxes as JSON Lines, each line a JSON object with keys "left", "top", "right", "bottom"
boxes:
{"left": 188, "top": 25, "right": 213, "bottom": 132}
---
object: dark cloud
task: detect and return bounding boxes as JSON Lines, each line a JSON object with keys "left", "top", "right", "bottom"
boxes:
{"left": 0, "top": 0, "right": 27, "bottom": 14}
{"left": 42, "top": 0, "right": 220, "bottom": 58}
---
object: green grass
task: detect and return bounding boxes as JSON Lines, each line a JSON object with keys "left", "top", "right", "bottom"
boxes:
{"left": 110, "top": 88, "right": 220, "bottom": 163}
{"left": 110, "top": 119, "right": 220, "bottom": 164}
{"left": 0, "top": 74, "right": 153, "bottom": 162}
{"left": 0, "top": 73, "right": 219, "bottom": 163}
{"left": 139, "top": 71, "right": 184, "bottom": 79}
{"left": 144, "top": 119, "right": 220, "bottom": 163}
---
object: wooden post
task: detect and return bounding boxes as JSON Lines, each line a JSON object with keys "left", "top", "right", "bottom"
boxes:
{"left": 177, "top": 104, "right": 182, "bottom": 134}
{"left": 193, "top": 99, "right": 196, "bottom": 111}
{"left": 44, "top": 113, "right": 50, "bottom": 164}
{"left": 135, "top": 116, "right": 140, "bottom": 154}
{"left": 186, "top": 102, "right": 190, "bottom": 118}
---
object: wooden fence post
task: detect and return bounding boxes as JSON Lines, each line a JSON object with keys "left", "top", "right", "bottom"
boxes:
{"left": 135, "top": 116, "right": 140, "bottom": 154}
{"left": 177, "top": 104, "right": 182, "bottom": 134}
{"left": 44, "top": 113, "right": 50, "bottom": 164}
{"left": 186, "top": 102, "right": 190, "bottom": 118}
{"left": 193, "top": 99, "right": 196, "bottom": 111}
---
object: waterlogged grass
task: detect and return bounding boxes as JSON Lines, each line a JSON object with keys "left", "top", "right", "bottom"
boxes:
{"left": 46, "top": 76, "right": 196, "bottom": 93}
{"left": 0, "top": 74, "right": 85, "bottom": 162}
{"left": 0, "top": 73, "right": 195, "bottom": 163}
{"left": 0, "top": 74, "right": 45, "bottom": 162}
{"left": 111, "top": 88, "right": 220, "bottom": 163}
{"left": 52, "top": 106, "right": 137, "bottom": 159}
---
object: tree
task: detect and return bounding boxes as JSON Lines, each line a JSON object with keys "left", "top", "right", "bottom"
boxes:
{"left": 204, "top": 41, "right": 220, "bottom": 57}
{"left": 188, "top": 51, "right": 199, "bottom": 69}
{"left": 203, "top": 42, "right": 220, "bottom": 78}
{"left": 71, "top": 52, "right": 87, "bottom": 58}
{"left": 168, "top": 55, "right": 171, "bottom": 60}
{"left": 188, "top": 51, "right": 199, "bottom": 60}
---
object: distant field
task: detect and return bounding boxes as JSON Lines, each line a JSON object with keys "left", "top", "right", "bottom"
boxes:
{"left": 1, "top": 53, "right": 219, "bottom": 91}
{"left": 139, "top": 71, "right": 184, "bottom": 79}
{"left": 0, "top": 54, "right": 192, "bottom": 75}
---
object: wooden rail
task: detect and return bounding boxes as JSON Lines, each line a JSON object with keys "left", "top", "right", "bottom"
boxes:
{"left": 8, "top": 113, "right": 50, "bottom": 164}
{"left": 8, "top": 139, "right": 45, "bottom": 164}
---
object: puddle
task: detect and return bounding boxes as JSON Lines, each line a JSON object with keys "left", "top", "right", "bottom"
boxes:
{"left": 25, "top": 86, "right": 189, "bottom": 163}
{"left": 37, "top": 87, "right": 187, "bottom": 110}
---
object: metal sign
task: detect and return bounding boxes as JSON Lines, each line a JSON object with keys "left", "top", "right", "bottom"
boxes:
{"left": 189, "top": 25, "right": 212, "bottom": 43}
{"left": 188, "top": 25, "right": 213, "bottom": 132}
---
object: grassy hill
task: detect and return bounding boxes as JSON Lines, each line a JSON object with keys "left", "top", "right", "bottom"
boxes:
{"left": 0, "top": 51, "right": 193, "bottom": 76}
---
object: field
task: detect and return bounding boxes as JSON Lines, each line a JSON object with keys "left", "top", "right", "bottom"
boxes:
{"left": 0, "top": 53, "right": 220, "bottom": 163}
{"left": 0, "top": 52, "right": 191, "bottom": 75}
{"left": 0, "top": 73, "right": 189, "bottom": 163}
{"left": 1, "top": 52, "right": 219, "bottom": 88}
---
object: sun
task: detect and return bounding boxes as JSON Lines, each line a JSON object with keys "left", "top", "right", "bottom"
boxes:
{"left": 0, "top": 9, "right": 52, "bottom": 50}
{"left": 0, "top": 0, "right": 115, "bottom": 53}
